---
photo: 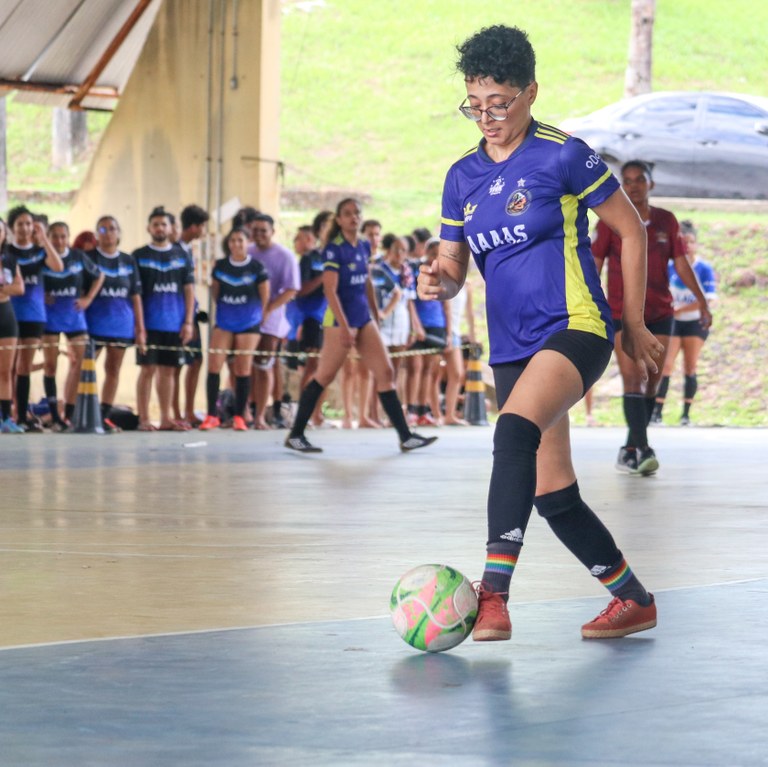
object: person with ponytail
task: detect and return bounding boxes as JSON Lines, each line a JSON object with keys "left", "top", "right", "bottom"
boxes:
{"left": 285, "top": 198, "right": 436, "bottom": 454}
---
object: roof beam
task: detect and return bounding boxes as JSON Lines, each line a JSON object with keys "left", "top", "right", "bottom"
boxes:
{"left": 68, "top": 0, "right": 155, "bottom": 110}
{"left": 0, "top": 78, "right": 118, "bottom": 99}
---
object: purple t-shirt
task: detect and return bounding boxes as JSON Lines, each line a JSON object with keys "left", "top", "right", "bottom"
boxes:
{"left": 247, "top": 242, "right": 300, "bottom": 338}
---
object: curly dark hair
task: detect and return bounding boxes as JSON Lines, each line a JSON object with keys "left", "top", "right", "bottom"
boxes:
{"left": 456, "top": 25, "right": 535, "bottom": 86}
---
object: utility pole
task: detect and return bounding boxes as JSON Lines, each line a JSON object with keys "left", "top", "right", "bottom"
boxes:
{"left": 52, "top": 108, "right": 88, "bottom": 169}
{"left": 624, "top": 0, "right": 655, "bottom": 97}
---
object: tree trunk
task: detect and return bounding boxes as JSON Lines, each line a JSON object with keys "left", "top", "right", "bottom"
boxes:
{"left": 52, "top": 108, "right": 88, "bottom": 169}
{"left": 624, "top": 0, "right": 655, "bottom": 97}
{"left": 0, "top": 97, "right": 7, "bottom": 212}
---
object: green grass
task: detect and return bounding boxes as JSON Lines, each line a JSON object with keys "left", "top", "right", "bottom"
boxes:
{"left": 4, "top": 0, "right": 768, "bottom": 424}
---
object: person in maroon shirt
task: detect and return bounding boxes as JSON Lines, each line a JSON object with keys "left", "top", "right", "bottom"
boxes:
{"left": 593, "top": 160, "right": 712, "bottom": 475}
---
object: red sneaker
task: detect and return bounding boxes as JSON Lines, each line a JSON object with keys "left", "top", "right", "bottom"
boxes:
{"left": 199, "top": 415, "right": 221, "bottom": 431}
{"left": 581, "top": 595, "right": 657, "bottom": 639}
{"left": 232, "top": 415, "right": 248, "bottom": 431}
{"left": 472, "top": 583, "right": 511, "bottom": 641}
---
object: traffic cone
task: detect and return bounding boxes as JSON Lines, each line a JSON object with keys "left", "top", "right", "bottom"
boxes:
{"left": 463, "top": 343, "right": 489, "bottom": 426}
{"left": 70, "top": 338, "right": 105, "bottom": 434}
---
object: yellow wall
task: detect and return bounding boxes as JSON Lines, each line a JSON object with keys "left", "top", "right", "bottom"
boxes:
{"left": 69, "top": 0, "right": 281, "bottom": 251}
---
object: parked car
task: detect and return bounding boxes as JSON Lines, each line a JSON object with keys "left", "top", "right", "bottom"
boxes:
{"left": 560, "top": 91, "right": 768, "bottom": 199}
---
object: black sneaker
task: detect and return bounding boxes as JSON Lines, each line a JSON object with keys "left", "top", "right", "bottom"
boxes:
{"left": 284, "top": 435, "right": 323, "bottom": 453}
{"left": 400, "top": 433, "right": 438, "bottom": 452}
{"left": 636, "top": 446, "right": 659, "bottom": 475}
{"left": 615, "top": 446, "right": 638, "bottom": 474}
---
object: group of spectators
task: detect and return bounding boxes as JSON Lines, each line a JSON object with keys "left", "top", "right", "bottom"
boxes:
{"left": 0, "top": 201, "right": 476, "bottom": 435}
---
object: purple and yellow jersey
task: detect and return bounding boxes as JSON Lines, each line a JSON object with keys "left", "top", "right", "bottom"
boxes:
{"left": 440, "top": 120, "right": 618, "bottom": 364}
{"left": 322, "top": 236, "right": 372, "bottom": 329}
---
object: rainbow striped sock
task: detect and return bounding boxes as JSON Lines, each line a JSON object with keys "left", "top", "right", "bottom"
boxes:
{"left": 597, "top": 557, "right": 650, "bottom": 604}
{"left": 481, "top": 545, "right": 520, "bottom": 597}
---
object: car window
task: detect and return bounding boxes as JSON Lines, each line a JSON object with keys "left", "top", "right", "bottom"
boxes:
{"left": 703, "top": 96, "right": 768, "bottom": 145}
{"left": 625, "top": 96, "right": 698, "bottom": 133}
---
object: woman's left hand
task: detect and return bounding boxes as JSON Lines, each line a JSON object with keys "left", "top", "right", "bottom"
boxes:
{"left": 621, "top": 321, "right": 664, "bottom": 382}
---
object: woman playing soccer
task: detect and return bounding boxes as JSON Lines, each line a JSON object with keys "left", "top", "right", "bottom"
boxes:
{"left": 418, "top": 25, "right": 662, "bottom": 640}
{"left": 285, "top": 198, "right": 436, "bottom": 454}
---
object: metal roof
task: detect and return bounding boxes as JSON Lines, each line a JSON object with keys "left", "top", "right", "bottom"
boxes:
{"left": 0, "top": 0, "right": 162, "bottom": 111}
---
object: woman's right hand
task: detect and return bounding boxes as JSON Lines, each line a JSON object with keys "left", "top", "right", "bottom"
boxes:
{"left": 417, "top": 261, "right": 443, "bottom": 301}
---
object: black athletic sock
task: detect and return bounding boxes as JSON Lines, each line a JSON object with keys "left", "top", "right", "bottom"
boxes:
{"left": 272, "top": 399, "right": 282, "bottom": 419}
{"left": 16, "top": 374, "right": 30, "bottom": 424}
{"left": 644, "top": 396, "right": 656, "bottom": 426}
{"left": 235, "top": 375, "right": 251, "bottom": 417}
{"left": 683, "top": 374, "right": 697, "bottom": 417}
{"left": 64, "top": 403, "right": 75, "bottom": 422}
{"left": 483, "top": 413, "right": 541, "bottom": 595}
{"left": 101, "top": 402, "right": 113, "bottom": 420}
{"left": 44, "top": 375, "right": 62, "bottom": 422}
{"left": 0, "top": 399, "right": 11, "bottom": 420}
{"left": 290, "top": 379, "right": 325, "bottom": 438}
{"left": 378, "top": 389, "right": 411, "bottom": 442}
{"left": 623, "top": 393, "right": 648, "bottom": 448}
{"left": 206, "top": 372, "right": 220, "bottom": 417}
{"left": 535, "top": 482, "right": 651, "bottom": 605}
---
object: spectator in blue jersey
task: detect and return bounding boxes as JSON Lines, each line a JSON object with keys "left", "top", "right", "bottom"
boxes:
{"left": 418, "top": 25, "right": 662, "bottom": 642}
{"left": 41, "top": 222, "right": 104, "bottom": 430}
{"left": 134, "top": 206, "right": 196, "bottom": 431}
{"left": 0, "top": 217, "right": 26, "bottom": 433}
{"left": 173, "top": 204, "right": 210, "bottom": 428}
{"left": 285, "top": 197, "right": 437, "bottom": 454}
{"left": 87, "top": 216, "right": 146, "bottom": 431}
{"left": 294, "top": 211, "right": 333, "bottom": 428}
{"left": 199, "top": 226, "right": 270, "bottom": 432}
{"left": 7, "top": 206, "right": 63, "bottom": 431}
{"left": 652, "top": 220, "right": 717, "bottom": 426}
{"left": 248, "top": 213, "right": 300, "bottom": 430}
{"left": 409, "top": 237, "right": 451, "bottom": 426}
{"left": 371, "top": 234, "right": 421, "bottom": 404}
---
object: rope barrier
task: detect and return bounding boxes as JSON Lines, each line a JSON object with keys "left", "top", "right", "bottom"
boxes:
{"left": 0, "top": 338, "right": 479, "bottom": 360}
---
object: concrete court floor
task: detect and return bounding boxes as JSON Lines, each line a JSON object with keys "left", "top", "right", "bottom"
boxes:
{"left": 0, "top": 424, "right": 766, "bottom": 766}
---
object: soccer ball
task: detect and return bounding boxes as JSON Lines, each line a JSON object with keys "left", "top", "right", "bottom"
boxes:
{"left": 390, "top": 564, "right": 478, "bottom": 653}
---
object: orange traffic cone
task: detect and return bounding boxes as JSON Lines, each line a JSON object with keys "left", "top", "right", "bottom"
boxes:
{"left": 70, "top": 338, "right": 105, "bottom": 434}
{"left": 464, "top": 343, "right": 489, "bottom": 426}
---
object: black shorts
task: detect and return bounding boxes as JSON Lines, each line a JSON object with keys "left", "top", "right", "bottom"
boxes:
{"left": 411, "top": 326, "right": 447, "bottom": 351}
{"left": 0, "top": 301, "right": 18, "bottom": 339}
{"left": 182, "top": 328, "right": 204, "bottom": 365}
{"left": 17, "top": 320, "right": 45, "bottom": 339}
{"left": 492, "top": 329, "right": 613, "bottom": 408}
{"left": 613, "top": 316, "right": 674, "bottom": 336}
{"left": 136, "top": 330, "right": 186, "bottom": 368}
{"left": 44, "top": 329, "right": 88, "bottom": 340}
{"left": 671, "top": 318, "right": 709, "bottom": 340}
{"left": 300, "top": 317, "right": 323, "bottom": 351}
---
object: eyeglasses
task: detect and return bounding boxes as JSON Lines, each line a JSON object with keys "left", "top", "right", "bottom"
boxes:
{"left": 458, "top": 87, "right": 528, "bottom": 122}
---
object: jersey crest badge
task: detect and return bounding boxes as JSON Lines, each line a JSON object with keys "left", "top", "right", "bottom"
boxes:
{"left": 506, "top": 179, "right": 532, "bottom": 216}
{"left": 463, "top": 201, "right": 478, "bottom": 222}
{"left": 489, "top": 176, "right": 505, "bottom": 196}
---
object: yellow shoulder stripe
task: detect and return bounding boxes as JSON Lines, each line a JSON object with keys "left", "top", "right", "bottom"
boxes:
{"left": 441, "top": 217, "right": 464, "bottom": 227}
{"left": 577, "top": 169, "right": 613, "bottom": 200}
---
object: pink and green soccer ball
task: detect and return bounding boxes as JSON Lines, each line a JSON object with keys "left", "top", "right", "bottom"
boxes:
{"left": 390, "top": 564, "right": 478, "bottom": 652}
